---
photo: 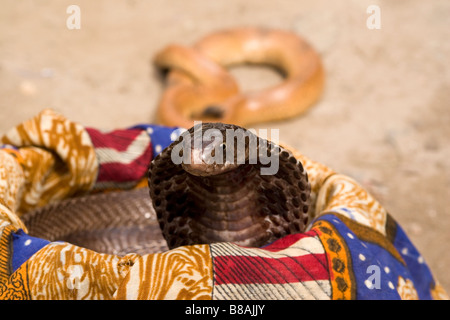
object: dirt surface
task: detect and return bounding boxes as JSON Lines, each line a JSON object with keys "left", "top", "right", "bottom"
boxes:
{"left": 1, "top": 0, "right": 449, "bottom": 294}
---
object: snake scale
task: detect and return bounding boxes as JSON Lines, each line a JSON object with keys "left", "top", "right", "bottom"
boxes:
{"left": 23, "top": 123, "right": 311, "bottom": 254}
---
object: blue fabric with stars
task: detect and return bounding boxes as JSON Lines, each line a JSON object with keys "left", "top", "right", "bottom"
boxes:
{"left": 317, "top": 213, "right": 435, "bottom": 300}
{"left": 12, "top": 229, "right": 50, "bottom": 273}
{"left": 129, "top": 124, "right": 185, "bottom": 157}
{"left": 392, "top": 221, "right": 435, "bottom": 299}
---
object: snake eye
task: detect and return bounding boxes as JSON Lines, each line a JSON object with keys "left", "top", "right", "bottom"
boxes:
{"left": 219, "top": 143, "right": 226, "bottom": 150}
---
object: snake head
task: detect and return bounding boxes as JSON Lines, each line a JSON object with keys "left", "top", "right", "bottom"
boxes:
{"left": 178, "top": 122, "right": 254, "bottom": 176}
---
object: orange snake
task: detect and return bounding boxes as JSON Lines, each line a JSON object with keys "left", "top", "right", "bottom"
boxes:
{"left": 153, "top": 27, "right": 324, "bottom": 128}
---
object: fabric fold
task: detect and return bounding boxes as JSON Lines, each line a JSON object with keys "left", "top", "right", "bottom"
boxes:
{"left": 1, "top": 109, "right": 98, "bottom": 213}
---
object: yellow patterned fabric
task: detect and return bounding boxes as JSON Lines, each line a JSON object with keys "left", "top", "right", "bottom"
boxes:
{"left": 1, "top": 109, "right": 98, "bottom": 214}
{"left": 0, "top": 151, "right": 26, "bottom": 231}
{"left": 0, "top": 110, "right": 447, "bottom": 300}
{"left": 114, "top": 245, "right": 212, "bottom": 300}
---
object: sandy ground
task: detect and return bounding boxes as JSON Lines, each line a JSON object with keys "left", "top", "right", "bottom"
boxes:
{"left": 1, "top": 0, "right": 449, "bottom": 294}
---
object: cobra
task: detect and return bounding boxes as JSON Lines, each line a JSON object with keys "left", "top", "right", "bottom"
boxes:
{"left": 154, "top": 27, "right": 324, "bottom": 128}
{"left": 148, "top": 122, "right": 311, "bottom": 249}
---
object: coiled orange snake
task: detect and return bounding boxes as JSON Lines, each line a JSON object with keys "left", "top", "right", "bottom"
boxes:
{"left": 154, "top": 27, "right": 324, "bottom": 128}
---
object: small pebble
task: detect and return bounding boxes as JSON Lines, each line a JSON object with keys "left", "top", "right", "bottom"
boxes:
{"left": 408, "top": 222, "right": 423, "bottom": 236}
{"left": 40, "top": 68, "right": 54, "bottom": 78}
{"left": 426, "top": 209, "right": 437, "bottom": 218}
{"left": 19, "top": 81, "right": 37, "bottom": 96}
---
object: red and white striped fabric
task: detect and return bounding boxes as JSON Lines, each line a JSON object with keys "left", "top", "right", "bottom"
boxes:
{"left": 210, "top": 231, "right": 332, "bottom": 299}
{"left": 86, "top": 127, "right": 153, "bottom": 190}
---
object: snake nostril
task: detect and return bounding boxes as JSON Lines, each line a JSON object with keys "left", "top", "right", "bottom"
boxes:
{"left": 196, "top": 105, "right": 224, "bottom": 119}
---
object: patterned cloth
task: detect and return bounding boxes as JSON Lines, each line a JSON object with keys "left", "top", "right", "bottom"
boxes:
{"left": 0, "top": 109, "right": 447, "bottom": 300}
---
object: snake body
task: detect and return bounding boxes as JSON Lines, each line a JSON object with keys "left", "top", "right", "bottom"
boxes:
{"left": 154, "top": 27, "right": 324, "bottom": 128}
{"left": 21, "top": 188, "right": 168, "bottom": 256}
{"left": 148, "top": 122, "right": 311, "bottom": 249}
